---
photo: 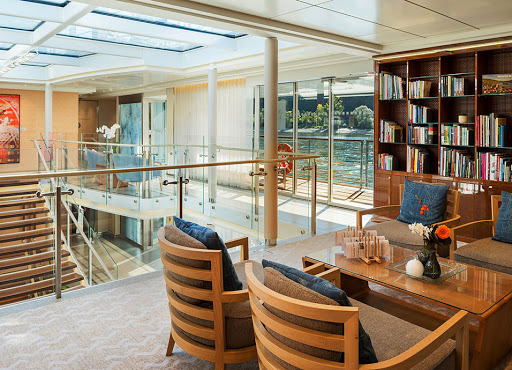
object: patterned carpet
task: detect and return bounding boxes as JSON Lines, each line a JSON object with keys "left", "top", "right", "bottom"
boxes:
{"left": 0, "top": 231, "right": 511, "bottom": 369}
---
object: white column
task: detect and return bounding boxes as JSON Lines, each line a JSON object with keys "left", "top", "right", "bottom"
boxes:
{"left": 208, "top": 65, "right": 218, "bottom": 203}
{"left": 264, "top": 37, "right": 278, "bottom": 246}
{"left": 44, "top": 82, "right": 52, "bottom": 142}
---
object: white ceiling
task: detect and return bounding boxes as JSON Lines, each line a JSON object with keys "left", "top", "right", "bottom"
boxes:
{"left": 0, "top": 0, "right": 511, "bottom": 97}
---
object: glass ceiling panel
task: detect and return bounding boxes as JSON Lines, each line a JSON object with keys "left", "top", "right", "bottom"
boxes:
{"left": 0, "top": 15, "right": 43, "bottom": 31}
{"left": 20, "top": 0, "right": 70, "bottom": 6}
{"left": 38, "top": 47, "right": 93, "bottom": 57}
{"left": 93, "top": 7, "right": 245, "bottom": 38}
{"left": 58, "top": 26, "right": 199, "bottom": 52}
{"left": 0, "top": 43, "right": 14, "bottom": 51}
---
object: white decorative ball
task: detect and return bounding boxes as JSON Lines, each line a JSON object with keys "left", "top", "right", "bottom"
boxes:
{"left": 406, "top": 258, "right": 424, "bottom": 277}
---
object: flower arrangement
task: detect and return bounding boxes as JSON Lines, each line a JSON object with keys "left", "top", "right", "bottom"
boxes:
{"left": 96, "top": 123, "right": 120, "bottom": 140}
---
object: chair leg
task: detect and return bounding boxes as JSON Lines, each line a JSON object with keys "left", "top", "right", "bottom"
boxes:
{"left": 166, "top": 331, "right": 175, "bottom": 356}
{"left": 214, "top": 363, "right": 225, "bottom": 370}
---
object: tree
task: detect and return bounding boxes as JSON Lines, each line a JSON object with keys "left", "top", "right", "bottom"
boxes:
{"left": 353, "top": 105, "right": 374, "bottom": 129}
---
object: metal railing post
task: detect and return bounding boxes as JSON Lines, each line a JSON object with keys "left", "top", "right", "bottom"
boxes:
{"left": 365, "top": 140, "right": 369, "bottom": 188}
{"left": 55, "top": 186, "right": 62, "bottom": 299}
{"left": 163, "top": 176, "right": 190, "bottom": 219}
{"left": 359, "top": 141, "right": 364, "bottom": 189}
{"left": 311, "top": 161, "right": 317, "bottom": 236}
{"left": 88, "top": 246, "right": 93, "bottom": 286}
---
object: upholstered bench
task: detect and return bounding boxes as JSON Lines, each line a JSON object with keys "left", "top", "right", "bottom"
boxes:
{"left": 453, "top": 237, "right": 512, "bottom": 275}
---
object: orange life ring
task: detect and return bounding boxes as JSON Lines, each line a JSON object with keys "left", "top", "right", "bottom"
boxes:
{"left": 277, "top": 143, "right": 293, "bottom": 174}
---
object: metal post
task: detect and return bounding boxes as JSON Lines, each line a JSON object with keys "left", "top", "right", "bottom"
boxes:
{"left": 44, "top": 82, "right": 52, "bottom": 143}
{"left": 359, "top": 141, "right": 364, "bottom": 189}
{"left": 208, "top": 65, "right": 218, "bottom": 203}
{"left": 88, "top": 246, "right": 93, "bottom": 286}
{"left": 66, "top": 212, "right": 70, "bottom": 248}
{"left": 365, "top": 140, "right": 369, "bottom": 188}
{"left": 292, "top": 82, "right": 298, "bottom": 195}
{"left": 311, "top": 162, "right": 317, "bottom": 236}
{"left": 55, "top": 186, "right": 62, "bottom": 299}
{"left": 327, "top": 79, "right": 334, "bottom": 203}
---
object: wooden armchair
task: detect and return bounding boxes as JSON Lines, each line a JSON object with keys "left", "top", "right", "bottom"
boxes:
{"left": 450, "top": 195, "right": 512, "bottom": 274}
{"left": 246, "top": 263, "right": 470, "bottom": 370}
{"left": 356, "top": 184, "right": 461, "bottom": 257}
{"left": 158, "top": 228, "right": 257, "bottom": 369}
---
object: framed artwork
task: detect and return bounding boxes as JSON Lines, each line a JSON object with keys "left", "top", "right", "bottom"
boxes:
{"left": 0, "top": 95, "right": 20, "bottom": 164}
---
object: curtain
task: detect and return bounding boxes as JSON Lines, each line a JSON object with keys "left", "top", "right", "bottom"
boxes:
{"left": 174, "top": 78, "right": 253, "bottom": 189}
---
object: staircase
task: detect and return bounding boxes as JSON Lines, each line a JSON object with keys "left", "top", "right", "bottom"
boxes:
{"left": 0, "top": 181, "right": 84, "bottom": 305}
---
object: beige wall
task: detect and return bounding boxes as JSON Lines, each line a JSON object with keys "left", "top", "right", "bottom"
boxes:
{"left": 79, "top": 100, "right": 98, "bottom": 136}
{"left": 0, "top": 88, "right": 78, "bottom": 173}
{"left": 98, "top": 99, "right": 117, "bottom": 127}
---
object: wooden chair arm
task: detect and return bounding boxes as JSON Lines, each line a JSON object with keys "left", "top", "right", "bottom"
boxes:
{"left": 450, "top": 220, "right": 494, "bottom": 259}
{"left": 360, "top": 310, "right": 469, "bottom": 370}
{"left": 225, "top": 236, "right": 249, "bottom": 261}
{"left": 433, "top": 214, "right": 461, "bottom": 229}
{"left": 221, "top": 288, "right": 249, "bottom": 303}
{"left": 356, "top": 205, "right": 401, "bottom": 229}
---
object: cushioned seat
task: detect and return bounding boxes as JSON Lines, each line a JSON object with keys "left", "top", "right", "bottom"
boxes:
{"left": 351, "top": 298, "right": 456, "bottom": 369}
{"left": 175, "top": 260, "right": 264, "bottom": 349}
{"left": 453, "top": 237, "right": 512, "bottom": 275}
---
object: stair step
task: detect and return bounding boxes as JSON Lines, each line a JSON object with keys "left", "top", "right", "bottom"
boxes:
{"left": 0, "top": 188, "right": 39, "bottom": 197}
{"left": 0, "top": 180, "right": 39, "bottom": 188}
{"left": 0, "top": 227, "right": 53, "bottom": 243}
{"left": 0, "top": 216, "right": 53, "bottom": 231}
{"left": 0, "top": 239, "right": 55, "bottom": 257}
{"left": 0, "top": 249, "right": 70, "bottom": 270}
{"left": 0, "top": 198, "right": 45, "bottom": 209}
{"left": 0, "top": 207, "right": 48, "bottom": 219}
{"left": 0, "top": 261, "right": 76, "bottom": 285}
{"left": 0, "top": 272, "right": 83, "bottom": 301}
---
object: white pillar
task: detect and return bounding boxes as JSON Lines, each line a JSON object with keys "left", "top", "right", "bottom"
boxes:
{"left": 45, "top": 82, "right": 52, "bottom": 142}
{"left": 264, "top": 37, "right": 278, "bottom": 246}
{"left": 208, "top": 65, "right": 218, "bottom": 203}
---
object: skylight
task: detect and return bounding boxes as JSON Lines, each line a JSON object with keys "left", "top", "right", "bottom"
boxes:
{"left": 38, "top": 47, "right": 93, "bottom": 58}
{"left": 0, "top": 15, "right": 43, "bottom": 31}
{"left": 93, "top": 8, "right": 246, "bottom": 38}
{"left": 58, "top": 26, "right": 199, "bottom": 52}
{"left": 0, "top": 43, "right": 14, "bottom": 51}
{"left": 20, "top": 0, "right": 70, "bottom": 6}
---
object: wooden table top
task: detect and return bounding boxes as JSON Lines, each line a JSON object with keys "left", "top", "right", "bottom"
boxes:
{"left": 305, "top": 245, "right": 512, "bottom": 316}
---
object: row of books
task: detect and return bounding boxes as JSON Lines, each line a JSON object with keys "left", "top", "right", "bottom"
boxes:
{"left": 408, "top": 125, "right": 437, "bottom": 144}
{"left": 440, "top": 147, "right": 475, "bottom": 178}
{"left": 380, "top": 120, "right": 404, "bottom": 143}
{"left": 440, "top": 76, "right": 467, "bottom": 97}
{"left": 409, "top": 80, "right": 432, "bottom": 99}
{"left": 407, "top": 146, "right": 430, "bottom": 173}
{"left": 378, "top": 153, "right": 396, "bottom": 170}
{"left": 409, "top": 104, "right": 432, "bottom": 123}
{"left": 379, "top": 72, "right": 405, "bottom": 100}
{"left": 475, "top": 114, "right": 510, "bottom": 147}
{"left": 476, "top": 152, "right": 512, "bottom": 182}
{"left": 441, "top": 124, "right": 473, "bottom": 146}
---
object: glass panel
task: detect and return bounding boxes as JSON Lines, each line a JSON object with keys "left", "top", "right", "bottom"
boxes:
{"left": 0, "top": 43, "right": 14, "bottom": 50}
{"left": 0, "top": 15, "right": 42, "bottom": 31}
{"left": 21, "top": 0, "right": 69, "bottom": 5}
{"left": 38, "top": 47, "right": 93, "bottom": 58}
{"left": 58, "top": 26, "right": 199, "bottom": 52}
{"left": 331, "top": 75, "right": 374, "bottom": 207}
{"left": 93, "top": 7, "right": 246, "bottom": 37}
{"left": 149, "top": 101, "right": 167, "bottom": 163}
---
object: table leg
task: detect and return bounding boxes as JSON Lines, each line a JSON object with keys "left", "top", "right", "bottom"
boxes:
{"left": 340, "top": 273, "right": 370, "bottom": 298}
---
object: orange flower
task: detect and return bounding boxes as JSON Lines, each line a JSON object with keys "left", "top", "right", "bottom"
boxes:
{"left": 420, "top": 210, "right": 424, "bottom": 215}
{"left": 421, "top": 204, "right": 429, "bottom": 211}
{"left": 436, "top": 225, "right": 450, "bottom": 239}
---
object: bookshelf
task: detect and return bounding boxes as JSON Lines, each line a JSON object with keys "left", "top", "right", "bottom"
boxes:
{"left": 374, "top": 41, "right": 512, "bottom": 241}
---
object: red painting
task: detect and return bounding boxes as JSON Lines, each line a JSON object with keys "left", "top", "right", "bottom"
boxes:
{"left": 0, "top": 95, "right": 20, "bottom": 164}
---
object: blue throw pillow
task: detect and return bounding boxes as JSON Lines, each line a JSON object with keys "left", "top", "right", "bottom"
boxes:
{"left": 174, "top": 217, "right": 243, "bottom": 291}
{"left": 397, "top": 180, "right": 449, "bottom": 225}
{"left": 493, "top": 191, "right": 512, "bottom": 244}
{"left": 262, "top": 260, "right": 378, "bottom": 364}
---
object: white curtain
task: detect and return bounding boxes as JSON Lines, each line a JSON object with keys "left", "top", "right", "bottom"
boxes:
{"left": 174, "top": 78, "right": 253, "bottom": 189}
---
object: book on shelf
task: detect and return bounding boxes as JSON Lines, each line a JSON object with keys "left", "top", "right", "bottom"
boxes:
{"left": 407, "top": 146, "right": 430, "bottom": 173}
{"left": 476, "top": 114, "right": 511, "bottom": 147}
{"left": 441, "top": 124, "right": 473, "bottom": 146}
{"left": 378, "top": 153, "right": 396, "bottom": 170}
{"left": 409, "top": 103, "right": 432, "bottom": 123}
{"left": 441, "top": 76, "right": 467, "bottom": 96}
{"left": 477, "top": 152, "right": 512, "bottom": 182}
{"left": 440, "top": 147, "right": 474, "bottom": 178}
{"left": 380, "top": 120, "right": 404, "bottom": 143}
{"left": 379, "top": 72, "right": 405, "bottom": 100}
{"left": 482, "top": 74, "right": 512, "bottom": 94}
{"left": 408, "top": 124, "right": 437, "bottom": 145}
{"left": 408, "top": 80, "right": 432, "bottom": 98}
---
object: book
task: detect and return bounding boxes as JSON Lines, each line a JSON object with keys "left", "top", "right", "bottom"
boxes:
{"left": 482, "top": 74, "right": 512, "bottom": 94}
{"left": 378, "top": 153, "right": 396, "bottom": 170}
{"left": 379, "top": 72, "right": 405, "bottom": 99}
{"left": 409, "top": 80, "right": 432, "bottom": 98}
{"left": 409, "top": 125, "right": 437, "bottom": 145}
{"left": 441, "top": 76, "right": 467, "bottom": 96}
{"left": 407, "top": 146, "right": 430, "bottom": 173}
{"left": 409, "top": 103, "right": 432, "bottom": 123}
{"left": 476, "top": 114, "right": 510, "bottom": 147}
{"left": 380, "top": 120, "right": 404, "bottom": 143}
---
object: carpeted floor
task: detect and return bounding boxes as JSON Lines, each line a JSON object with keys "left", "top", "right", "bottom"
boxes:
{"left": 1, "top": 231, "right": 511, "bottom": 369}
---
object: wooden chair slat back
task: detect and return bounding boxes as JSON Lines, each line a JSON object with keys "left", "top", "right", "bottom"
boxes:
{"left": 245, "top": 264, "right": 359, "bottom": 369}
{"left": 491, "top": 195, "right": 502, "bottom": 234}
{"left": 398, "top": 183, "right": 460, "bottom": 220}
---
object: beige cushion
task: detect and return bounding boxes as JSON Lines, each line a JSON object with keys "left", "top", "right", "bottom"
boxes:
{"left": 175, "top": 260, "right": 263, "bottom": 349}
{"left": 164, "top": 224, "right": 210, "bottom": 304}
{"left": 352, "top": 299, "right": 455, "bottom": 370}
{"left": 263, "top": 267, "right": 343, "bottom": 369}
{"left": 453, "top": 237, "right": 512, "bottom": 275}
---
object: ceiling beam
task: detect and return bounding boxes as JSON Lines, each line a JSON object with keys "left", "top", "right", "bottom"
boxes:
{"left": 0, "top": 0, "right": 64, "bottom": 22}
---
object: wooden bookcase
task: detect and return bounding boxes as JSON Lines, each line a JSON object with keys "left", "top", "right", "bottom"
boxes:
{"left": 374, "top": 42, "right": 512, "bottom": 240}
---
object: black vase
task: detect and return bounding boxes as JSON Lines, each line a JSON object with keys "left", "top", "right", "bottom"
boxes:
{"left": 417, "top": 251, "right": 429, "bottom": 266}
{"left": 423, "top": 252, "right": 441, "bottom": 279}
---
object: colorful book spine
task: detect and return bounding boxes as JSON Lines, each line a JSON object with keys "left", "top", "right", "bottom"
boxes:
{"left": 440, "top": 147, "right": 474, "bottom": 178}
{"left": 379, "top": 72, "right": 404, "bottom": 100}
{"left": 409, "top": 125, "right": 437, "bottom": 145}
{"left": 378, "top": 153, "right": 395, "bottom": 170}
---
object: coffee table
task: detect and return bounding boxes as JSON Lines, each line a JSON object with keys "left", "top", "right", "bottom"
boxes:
{"left": 303, "top": 245, "right": 512, "bottom": 370}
